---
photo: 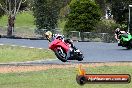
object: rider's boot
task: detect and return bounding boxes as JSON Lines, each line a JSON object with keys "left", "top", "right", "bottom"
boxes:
{"left": 118, "top": 40, "right": 122, "bottom": 46}
{"left": 72, "top": 45, "right": 80, "bottom": 52}
{"left": 65, "top": 48, "right": 72, "bottom": 60}
{"left": 118, "top": 43, "right": 122, "bottom": 46}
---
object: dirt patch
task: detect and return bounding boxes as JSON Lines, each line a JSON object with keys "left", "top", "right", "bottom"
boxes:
{"left": 0, "top": 65, "right": 75, "bottom": 73}
{"left": 0, "top": 62, "right": 132, "bottom": 73}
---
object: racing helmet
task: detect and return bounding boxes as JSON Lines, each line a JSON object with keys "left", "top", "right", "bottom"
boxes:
{"left": 115, "top": 28, "right": 120, "bottom": 34}
{"left": 45, "top": 31, "right": 52, "bottom": 39}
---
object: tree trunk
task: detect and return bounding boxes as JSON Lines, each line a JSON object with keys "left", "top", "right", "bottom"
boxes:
{"left": 7, "top": 15, "right": 15, "bottom": 37}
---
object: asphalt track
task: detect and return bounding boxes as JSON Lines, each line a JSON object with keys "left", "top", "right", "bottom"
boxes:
{"left": 0, "top": 38, "right": 132, "bottom": 65}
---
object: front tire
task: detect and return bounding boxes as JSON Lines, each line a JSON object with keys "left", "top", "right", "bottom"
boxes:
{"left": 54, "top": 47, "right": 67, "bottom": 62}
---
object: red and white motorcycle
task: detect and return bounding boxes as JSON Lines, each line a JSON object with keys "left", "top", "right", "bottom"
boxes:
{"left": 49, "top": 38, "right": 84, "bottom": 62}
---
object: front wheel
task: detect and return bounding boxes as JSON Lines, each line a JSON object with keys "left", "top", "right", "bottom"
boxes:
{"left": 54, "top": 47, "right": 67, "bottom": 62}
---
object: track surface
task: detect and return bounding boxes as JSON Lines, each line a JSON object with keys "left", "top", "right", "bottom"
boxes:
{"left": 0, "top": 38, "right": 132, "bottom": 64}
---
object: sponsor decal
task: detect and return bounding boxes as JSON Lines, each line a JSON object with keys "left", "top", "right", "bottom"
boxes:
{"left": 76, "top": 65, "right": 131, "bottom": 85}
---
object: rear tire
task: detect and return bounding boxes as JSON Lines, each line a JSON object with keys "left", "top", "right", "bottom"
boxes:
{"left": 78, "top": 57, "right": 83, "bottom": 61}
{"left": 54, "top": 47, "right": 67, "bottom": 62}
{"left": 126, "top": 46, "right": 131, "bottom": 49}
{"left": 126, "top": 40, "right": 132, "bottom": 49}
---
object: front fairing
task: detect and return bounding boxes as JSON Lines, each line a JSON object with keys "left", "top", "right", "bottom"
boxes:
{"left": 49, "top": 39, "right": 60, "bottom": 50}
{"left": 121, "top": 34, "right": 132, "bottom": 42}
{"left": 49, "top": 39, "right": 69, "bottom": 52}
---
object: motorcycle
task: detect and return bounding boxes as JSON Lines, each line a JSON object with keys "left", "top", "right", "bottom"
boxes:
{"left": 119, "top": 33, "right": 132, "bottom": 49}
{"left": 49, "top": 38, "right": 84, "bottom": 62}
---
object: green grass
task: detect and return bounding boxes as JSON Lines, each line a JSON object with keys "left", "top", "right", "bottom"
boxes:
{"left": 0, "top": 11, "right": 35, "bottom": 28}
{"left": 0, "top": 45, "right": 55, "bottom": 63}
{"left": 0, "top": 15, "right": 7, "bottom": 27}
{"left": 0, "top": 11, "right": 36, "bottom": 37}
{"left": 0, "top": 66, "right": 131, "bottom": 88}
{"left": 0, "top": 11, "right": 64, "bottom": 37}
{"left": 15, "top": 11, "right": 35, "bottom": 27}
{"left": 0, "top": 11, "right": 64, "bottom": 29}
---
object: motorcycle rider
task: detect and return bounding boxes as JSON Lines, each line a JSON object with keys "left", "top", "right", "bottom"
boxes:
{"left": 115, "top": 28, "right": 129, "bottom": 46}
{"left": 44, "top": 31, "right": 78, "bottom": 60}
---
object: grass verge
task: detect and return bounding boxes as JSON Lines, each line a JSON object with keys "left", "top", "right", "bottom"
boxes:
{"left": 0, "top": 65, "right": 131, "bottom": 88}
{"left": 0, "top": 45, "right": 55, "bottom": 63}
{"left": 0, "top": 11, "right": 35, "bottom": 28}
{"left": 0, "top": 11, "right": 36, "bottom": 37}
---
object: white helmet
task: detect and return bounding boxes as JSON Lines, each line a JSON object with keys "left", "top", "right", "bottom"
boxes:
{"left": 44, "top": 31, "right": 52, "bottom": 39}
{"left": 115, "top": 28, "right": 120, "bottom": 34}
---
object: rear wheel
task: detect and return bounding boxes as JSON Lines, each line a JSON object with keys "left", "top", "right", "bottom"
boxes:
{"left": 126, "top": 46, "right": 131, "bottom": 49}
{"left": 126, "top": 40, "right": 132, "bottom": 49}
{"left": 77, "top": 54, "right": 84, "bottom": 61}
{"left": 54, "top": 47, "right": 67, "bottom": 62}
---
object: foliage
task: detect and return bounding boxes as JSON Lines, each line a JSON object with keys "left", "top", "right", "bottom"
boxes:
{"left": 33, "top": 0, "right": 71, "bottom": 30}
{"left": 0, "top": 0, "right": 29, "bottom": 14}
{"left": 0, "top": 0, "right": 5, "bottom": 18}
{"left": 95, "top": 0, "right": 106, "bottom": 15}
{"left": 0, "top": 11, "right": 35, "bottom": 27}
{"left": 0, "top": 8, "right": 5, "bottom": 18}
{"left": 106, "top": 0, "right": 132, "bottom": 24}
{"left": 64, "top": 0, "right": 101, "bottom": 32}
{"left": 94, "top": 19, "right": 119, "bottom": 33}
{"left": 0, "top": 0, "right": 30, "bottom": 18}
{"left": 33, "top": 0, "right": 58, "bottom": 30}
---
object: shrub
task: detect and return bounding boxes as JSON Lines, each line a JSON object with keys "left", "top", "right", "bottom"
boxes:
{"left": 64, "top": 0, "right": 101, "bottom": 33}
{"left": 94, "top": 19, "right": 119, "bottom": 34}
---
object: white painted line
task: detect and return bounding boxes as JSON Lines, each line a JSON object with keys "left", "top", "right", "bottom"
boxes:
{"left": 29, "top": 47, "right": 35, "bottom": 49}
{"left": 21, "top": 46, "right": 27, "bottom": 48}
{"left": 11, "top": 45, "right": 17, "bottom": 47}
{"left": 0, "top": 44, "right": 45, "bottom": 50}
{"left": 38, "top": 48, "right": 43, "bottom": 49}
{"left": 0, "top": 44, "right": 4, "bottom": 45}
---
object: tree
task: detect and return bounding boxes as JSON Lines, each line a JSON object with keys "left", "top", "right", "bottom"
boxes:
{"left": 105, "top": 0, "right": 132, "bottom": 24}
{"left": 0, "top": 8, "right": 5, "bottom": 18}
{"left": 64, "top": 0, "right": 101, "bottom": 32}
{"left": 0, "top": 0, "right": 27, "bottom": 36}
{"left": 95, "top": 0, "right": 106, "bottom": 16}
{"left": 33, "top": 0, "right": 71, "bottom": 30}
{"left": 111, "top": 0, "right": 131, "bottom": 23}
